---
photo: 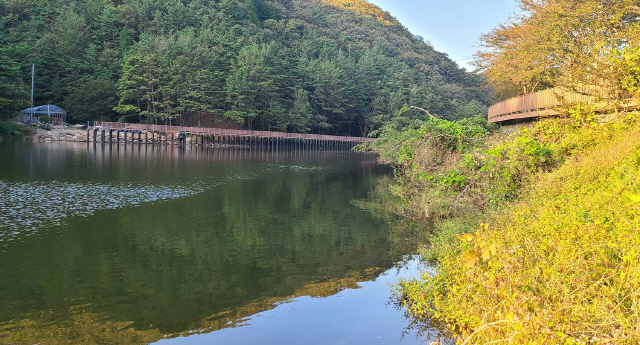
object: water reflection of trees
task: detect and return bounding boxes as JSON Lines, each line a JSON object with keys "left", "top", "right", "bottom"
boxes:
{"left": 356, "top": 176, "right": 455, "bottom": 344}
{"left": 0, "top": 154, "right": 399, "bottom": 343}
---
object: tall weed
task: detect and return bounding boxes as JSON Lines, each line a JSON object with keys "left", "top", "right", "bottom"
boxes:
{"left": 394, "top": 112, "right": 640, "bottom": 343}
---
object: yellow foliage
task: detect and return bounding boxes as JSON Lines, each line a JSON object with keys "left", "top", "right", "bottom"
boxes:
{"left": 317, "top": 0, "right": 398, "bottom": 25}
{"left": 398, "top": 112, "right": 640, "bottom": 343}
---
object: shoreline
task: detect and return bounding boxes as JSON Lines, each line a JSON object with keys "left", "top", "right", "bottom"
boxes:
{"left": 30, "top": 128, "right": 88, "bottom": 142}
{"left": 377, "top": 112, "right": 640, "bottom": 343}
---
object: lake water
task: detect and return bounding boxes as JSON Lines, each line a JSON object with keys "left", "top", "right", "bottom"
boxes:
{"left": 0, "top": 141, "right": 431, "bottom": 344}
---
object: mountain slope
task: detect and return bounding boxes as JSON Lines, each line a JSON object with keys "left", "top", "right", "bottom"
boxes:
{"left": 0, "top": 0, "right": 492, "bottom": 135}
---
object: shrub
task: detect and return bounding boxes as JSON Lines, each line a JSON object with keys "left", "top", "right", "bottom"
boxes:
{"left": 0, "top": 120, "right": 33, "bottom": 141}
{"left": 396, "top": 112, "right": 640, "bottom": 343}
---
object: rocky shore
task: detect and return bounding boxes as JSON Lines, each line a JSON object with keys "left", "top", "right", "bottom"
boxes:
{"left": 31, "top": 128, "right": 88, "bottom": 142}
{"left": 30, "top": 127, "right": 194, "bottom": 145}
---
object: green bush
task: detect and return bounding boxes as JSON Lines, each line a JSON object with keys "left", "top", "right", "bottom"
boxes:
{"left": 391, "top": 112, "right": 640, "bottom": 343}
{"left": 0, "top": 120, "right": 33, "bottom": 141}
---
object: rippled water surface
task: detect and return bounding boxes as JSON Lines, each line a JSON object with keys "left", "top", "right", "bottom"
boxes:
{"left": 0, "top": 141, "right": 428, "bottom": 344}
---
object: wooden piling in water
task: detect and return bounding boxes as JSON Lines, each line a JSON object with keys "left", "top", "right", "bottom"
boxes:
{"left": 86, "top": 122, "right": 371, "bottom": 151}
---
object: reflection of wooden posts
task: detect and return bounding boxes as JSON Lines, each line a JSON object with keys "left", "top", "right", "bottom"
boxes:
{"left": 86, "top": 123, "right": 371, "bottom": 151}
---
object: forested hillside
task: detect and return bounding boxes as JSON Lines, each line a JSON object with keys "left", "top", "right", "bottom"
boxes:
{"left": 0, "top": 0, "right": 491, "bottom": 136}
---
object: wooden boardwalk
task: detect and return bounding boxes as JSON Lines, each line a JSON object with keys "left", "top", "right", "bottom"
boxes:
{"left": 488, "top": 87, "right": 637, "bottom": 123}
{"left": 87, "top": 121, "right": 373, "bottom": 150}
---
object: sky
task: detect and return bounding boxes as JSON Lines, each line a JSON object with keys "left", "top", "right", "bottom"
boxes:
{"left": 366, "top": 0, "right": 520, "bottom": 71}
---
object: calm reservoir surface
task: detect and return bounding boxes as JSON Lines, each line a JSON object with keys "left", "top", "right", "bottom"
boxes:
{"left": 0, "top": 141, "right": 428, "bottom": 344}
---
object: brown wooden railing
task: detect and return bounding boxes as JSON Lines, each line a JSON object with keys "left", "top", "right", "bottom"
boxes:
{"left": 486, "top": 83, "right": 640, "bottom": 123}
{"left": 91, "top": 121, "right": 374, "bottom": 143}
{"left": 487, "top": 87, "right": 609, "bottom": 123}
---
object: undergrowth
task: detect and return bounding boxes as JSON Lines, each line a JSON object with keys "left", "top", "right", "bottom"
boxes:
{"left": 367, "top": 110, "right": 640, "bottom": 343}
{"left": 0, "top": 120, "right": 33, "bottom": 141}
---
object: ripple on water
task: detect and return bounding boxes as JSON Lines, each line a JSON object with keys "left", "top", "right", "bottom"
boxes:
{"left": 0, "top": 179, "right": 214, "bottom": 242}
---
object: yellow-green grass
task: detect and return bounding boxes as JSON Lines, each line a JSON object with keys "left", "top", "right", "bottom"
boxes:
{"left": 399, "top": 114, "right": 640, "bottom": 343}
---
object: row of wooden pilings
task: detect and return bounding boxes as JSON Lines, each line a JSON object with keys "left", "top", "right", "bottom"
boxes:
{"left": 86, "top": 127, "right": 361, "bottom": 151}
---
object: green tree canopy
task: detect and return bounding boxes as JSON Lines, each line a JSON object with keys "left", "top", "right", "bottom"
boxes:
{"left": 1, "top": 0, "right": 492, "bottom": 133}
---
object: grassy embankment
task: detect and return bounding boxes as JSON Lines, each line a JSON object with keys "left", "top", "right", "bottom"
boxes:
{"left": 0, "top": 120, "right": 33, "bottom": 142}
{"left": 367, "top": 109, "right": 640, "bottom": 343}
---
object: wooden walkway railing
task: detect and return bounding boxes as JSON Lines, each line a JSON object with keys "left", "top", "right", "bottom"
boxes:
{"left": 486, "top": 84, "right": 640, "bottom": 123}
{"left": 86, "top": 121, "right": 373, "bottom": 150}
{"left": 488, "top": 87, "right": 605, "bottom": 123}
{"left": 91, "top": 122, "right": 373, "bottom": 143}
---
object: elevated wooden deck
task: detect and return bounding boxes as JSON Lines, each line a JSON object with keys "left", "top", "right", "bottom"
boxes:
{"left": 87, "top": 121, "right": 373, "bottom": 150}
{"left": 488, "top": 87, "right": 636, "bottom": 123}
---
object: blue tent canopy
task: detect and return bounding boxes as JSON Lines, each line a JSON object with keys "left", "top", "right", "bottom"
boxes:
{"left": 20, "top": 105, "right": 66, "bottom": 115}
{"left": 18, "top": 105, "right": 67, "bottom": 125}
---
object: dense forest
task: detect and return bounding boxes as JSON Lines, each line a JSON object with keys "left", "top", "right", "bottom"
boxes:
{"left": 0, "top": 0, "right": 491, "bottom": 136}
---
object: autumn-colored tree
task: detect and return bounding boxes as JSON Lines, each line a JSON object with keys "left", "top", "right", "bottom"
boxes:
{"left": 476, "top": 0, "right": 640, "bottom": 100}
{"left": 317, "top": 0, "right": 398, "bottom": 25}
